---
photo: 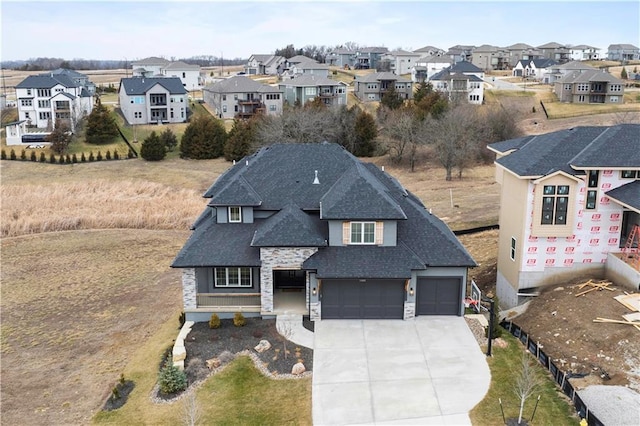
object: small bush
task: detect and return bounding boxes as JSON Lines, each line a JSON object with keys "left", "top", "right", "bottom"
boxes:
{"left": 72, "top": 153, "right": 78, "bottom": 163}
{"left": 49, "top": 153, "right": 56, "bottom": 164}
{"left": 178, "top": 311, "right": 186, "bottom": 328}
{"left": 1, "top": 149, "right": 6, "bottom": 160}
{"left": 39, "top": 152, "right": 46, "bottom": 163}
{"left": 89, "top": 152, "right": 95, "bottom": 162}
{"left": 127, "top": 149, "right": 135, "bottom": 159}
{"left": 532, "top": 106, "right": 536, "bottom": 113}
{"left": 119, "top": 373, "right": 126, "bottom": 386}
{"left": 81, "top": 152, "right": 86, "bottom": 162}
{"left": 20, "top": 150, "right": 27, "bottom": 161}
{"left": 158, "top": 357, "right": 187, "bottom": 394}
{"left": 113, "top": 150, "right": 120, "bottom": 160}
{"left": 96, "top": 151, "right": 103, "bottom": 161}
{"left": 58, "top": 155, "right": 65, "bottom": 164}
{"left": 105, "top": 150, "right": 112, "bottom": 160}
{"left": 209, "top": 313, "right": 221, "bottom": 329}
{"left": 185, "top": 357, "right": 209, "bottom": 382}
{"left": 30, "top": 151, "right": 37, "bottom": 161}
{"left": 233, "top": 312, "right": 246, "bottom": 327}
{"left": 111, "top": 386, "right": 120, "bottom": 401}
{"left": 218, "top": 350, "right": 234, "bottom": 364}
{"left": 9, "top": 149, "right": 16, "bottom": 160}
{"left": 65, "top": 154, "right": 72, "bottom": 164}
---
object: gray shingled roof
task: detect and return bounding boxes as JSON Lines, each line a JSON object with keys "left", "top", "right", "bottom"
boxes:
{"left": 49, "top": 68, "right": 88, "bottom": 78}
{"left": 205, "top": 76, "right": 266, "bottom": 93}
{"left": 208, "top": 176, "right": 262, "bottom": 207}
{"left": 164, "top": 61, "right": 200, "bottom": 70}
{"left": 557, "top": 69, "right": 622, "bottom": 84}
{"left": 431, "top": 70, "right": 483, "bottom": 82}
{"left": 531, "top": 59, "right": 557, "bottom": 68}
{"left": 281, "top": 74, "right": 342, "bottom": 87}
{"left": 537, "top": 42, "right": 566, "bottom": 49}
{"left": 16, "top": 74, "right": 78, "bottom": 89}
{"left": 172, "top": 220, "right": 261, "bottom": 267}
{"left": 449, "top": 61, "right": 483, "bottom": 73}
{"left": 120, "top": 77, "right": 187, "bottom": 95}
{"left": 132, "top": 57, "right": 170, "bottom": 66}
{"left": 605, "top": 181, "right": 640, "bottom": 211}
{"left": 608, "top": 44, "right": 639, "bottom": 50}
{"left": 506, "top": 43, "right": 535, "bottom": 50}
{"left": 357, "top": 72, "right": 411, "bottom": 83}
{"left": 490, "top": 125, "right": 640, "bottom": 177}
{"left": 251, "top": 204, "right": 327, "bottom": 247}
{"left": 175, "top": 143, "right": 475, "bottom": 272}
{"left": 555, "top": 61, "right": 596, "bottom": 70}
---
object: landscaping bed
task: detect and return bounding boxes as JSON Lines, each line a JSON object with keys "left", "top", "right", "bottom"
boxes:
{"left": 183, "top": 318, "right": 313, "bottom": 384}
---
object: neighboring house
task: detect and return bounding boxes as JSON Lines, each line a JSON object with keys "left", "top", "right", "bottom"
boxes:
{"left": 278, "top": 75, "right": 347, "bottom": 107}
{"left": 570, "top": 45, "right": 602, "bottom": 61}
{"left": 607, "top": 44, "right": 640, "bottom": 61}
{"left": 118, "top": 77, "right": 188, "bottom": 124}
{"left": 15, "top": 72, "right": 94, "bottom": 131}
{"left": 280, "top": 56, "right": 330, "bottom": 79}
{"left": 488, "top": 125, "right": 640, "bottom": 308}
{"left": 413, "top": 45, "right": 446, "bottom": 57}
{"left": 513, "top": 59, "right": 557, "bottom": 83}
{"left": 171, "top": 143, "right": 476, "bottom": 321}
{"left": 380, "top": 49, "right": 422, "bottom": 75}
{"left": 354, "top": 47, "right": 389, "bottom": 70}
{"left": 411, "top": 55, "right": 454, "bottom": 82}
{"left": 132, "top": 57, "right": 203, "bottom": 89}
{"left": 505, "top": 43, "right": 541, "bottom": 68}
{"left": 554, "top": 69, "right": 624, "bottom": 104}
{"left": 430, "top": 69, "right": 484, "bottom": 104}
{"left": 245, "top": 54, "right": 286, "bottom": 75}
{"left": 203, "top": 76, "right": 282, "bottom": 119}
{"left": 445, "top": 45, "right": 475, "bottom": 63}
{"left": 354, "top": 72, "right": 413, "bottom": 102}
{"left": 537, "top": 42, "right": 570, "bottom": 63}
{"left": 49, "top": 68, "right": 96, "bottom": 95}
{"left": 547, "top": 61, "right": 597, "bottom": 84}
{"left": 4, "top": 119, "right": 50, "bottom": 146}
{"left": 326, "top": 47, "right": 355, "bottom": 68}
{"left": 471, "top": 44, "right": 509, "bottom": 71}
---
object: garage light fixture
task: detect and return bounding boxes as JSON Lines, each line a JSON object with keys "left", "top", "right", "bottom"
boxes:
{"left": 409, "top": 287, "right": 414, "bottom": 296}
{"left": 312, "top": 287, "right": 317, "bottom": 296}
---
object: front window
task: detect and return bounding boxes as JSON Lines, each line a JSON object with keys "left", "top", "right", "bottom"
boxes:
{"left": 215, "top": 267, "right": 252, "bottom": 287}
{"left": 586, "top": 170, "right": 599, "bottom": 210}
{"left": 228, "top": 206, "right": 242, "bottom": 223}
{"left": 541, "top": 185, "right": 569, "bottom": 225}
{"left": 350, "top": 222, "right": 375, "bottom": 244}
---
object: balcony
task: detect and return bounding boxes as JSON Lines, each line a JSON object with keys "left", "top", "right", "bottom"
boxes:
{"left": 237, "top": 98, "right": 261, "bottom": 105}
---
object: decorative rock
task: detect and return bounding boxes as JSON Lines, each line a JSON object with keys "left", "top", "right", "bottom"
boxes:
{"left": 254, "top": 340, "right": 272, "bottom": 353}
{"left": 173, "top": 346, "right": 186, "bottom": 362}
{"left": 206, "top": 358, "right": 221, "bottom": 369}
{"left": 291, "top": 362, "right": 306, "bottom": 375}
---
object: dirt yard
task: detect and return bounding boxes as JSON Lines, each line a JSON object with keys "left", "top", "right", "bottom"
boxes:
{"left": 508, "top": 280, "right": 640, "bottom": 393}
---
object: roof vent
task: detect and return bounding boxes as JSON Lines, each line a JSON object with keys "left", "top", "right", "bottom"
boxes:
{"left": 382, "top": 166, "right": 385, "bottom": 172}
{"left": 313, "top": 170, "right": 320, "bottom": 185}
{"left": 246, "top": 159, "right": 249, "bottom": 166}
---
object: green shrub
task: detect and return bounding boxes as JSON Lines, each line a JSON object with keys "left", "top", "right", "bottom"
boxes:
{"left": 65, "top": 154, "right": 72, "bottom": 164}
{"left": 39, "top": 152, "right": 46, "bottom": 163}
{"left": 105, "top": 150, "right": 112, "bottom": 160}
{"left": 119, "top": 373, "right": 126, "bottom": 386}
{"left": 157, "top": 357, "right": 187, "bottom": 394}
{"left": 72, "top": 153, "right": 78, "bottom": 163}
{"left": 209, "top": 313, "right": 221, "bottom": 329}
{"left": 111, "top": 386, "right": 120, "bottom": 401}
{"left": 113, "top": 150, "right": 120, "bottom": 160}
{"left": 1, "top": 149, "right": 6, "bottom": 160}
{"left": 127, "top": 149, "right": 135, "bottom": 159}
{"left": 81, "top": 152, "right": 86, "bottom": 162}
{"left": 96, "top": 151, "right": 103, "bottom": 161}
{"left": 9, "top": 149, "right": 16, "bottom": 160}
{"left": 233, "top": 312, "right": 246, "bottom": 327}
{"left": 58, "top": 155, "right": 65, "bottom": 164}
{"left": 30, "top": 151, "right": 37, "bottom": 161}
{"left": 49, "top": 153, "right": 56, "bottom": 164}
{"left": 89, "top": 152, "right": 95, "bottom": 162}
{"left": 20, "top": 150, "right": 27, "bottom": 161}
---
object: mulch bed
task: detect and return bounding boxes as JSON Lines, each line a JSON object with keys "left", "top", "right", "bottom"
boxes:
{"left": 183, "top": 318, "right": 313, "bottom": 384}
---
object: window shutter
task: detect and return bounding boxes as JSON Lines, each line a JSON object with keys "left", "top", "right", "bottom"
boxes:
{"left": 375, "top": 221, "right": 384, "bottom": 245}
{"left": 342, "top": 222, "right": 350, "bottom": 245}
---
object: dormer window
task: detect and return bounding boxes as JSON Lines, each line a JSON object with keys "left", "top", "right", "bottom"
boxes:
{"left": 350, "top": 222, "right": 376, "bottom": 244}
{"left": 228, "top": 206, "right": 242, "bottom": 223}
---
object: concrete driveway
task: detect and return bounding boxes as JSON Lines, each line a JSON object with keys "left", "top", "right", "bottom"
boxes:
{"left": 312, "top": 317, "right": 490, "bottom": 425}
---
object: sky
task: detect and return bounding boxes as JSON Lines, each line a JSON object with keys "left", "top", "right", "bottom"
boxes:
{"left": 1, "top": 0, "right": 639, "bottom": 61}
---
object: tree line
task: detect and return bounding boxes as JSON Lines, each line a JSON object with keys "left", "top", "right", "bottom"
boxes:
{"left": 1, "top": 56, "right": 246, "bottom": 71}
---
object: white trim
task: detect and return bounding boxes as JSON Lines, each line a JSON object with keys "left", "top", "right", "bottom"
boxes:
{"left": 228, "top": 206, "right": 242, "bottom": 223}
{"left": 350, "top": 221, "right": 376, "bottom": 245}
{"left": 214, "top": 267, "right": 252, "bottom": 287}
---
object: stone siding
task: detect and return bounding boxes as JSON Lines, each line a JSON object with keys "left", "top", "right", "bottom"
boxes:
{"left": 310, "top": 302, "right": 321, "bottom": 321}
{"left": 182, "top": 268, "right": 196, "bottom": 309}
{"left": 259, "top": 247, "right": 318, "bottom": 313}
{"left": 403, "top": 302, "right": 415, "bottom": 320}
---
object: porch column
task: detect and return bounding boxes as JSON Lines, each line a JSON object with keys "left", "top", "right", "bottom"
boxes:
{"left": 182, "top": 268, "right": 196, "bottom": 309}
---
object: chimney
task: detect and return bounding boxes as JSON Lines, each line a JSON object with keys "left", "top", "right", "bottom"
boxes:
{"left": 313, "top": 170, "right": 320, "bottom": 185}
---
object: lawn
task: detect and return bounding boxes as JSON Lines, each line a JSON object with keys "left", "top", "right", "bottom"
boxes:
{"left": 469, "top": 333, "right": 579, "bottom": 425}
{"left": 542, "top": 100, "right": 640, "bottom": 119}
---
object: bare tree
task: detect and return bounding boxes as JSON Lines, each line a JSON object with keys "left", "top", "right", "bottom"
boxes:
{"left": 182, "top": 391, "right": 201, "bottom": 426}
{"left": 381, "top": 107, "right": 427, "bottom": 170}
{"left": 430, "top": 105, "right": 480, "bottom": 180}
{"left": 513, "top": 353, "right": 543, "bottom": 424}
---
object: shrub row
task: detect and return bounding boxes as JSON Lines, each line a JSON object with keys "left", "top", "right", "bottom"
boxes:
{"left": 1, "top": 148, "right": 136, "bottom": 164}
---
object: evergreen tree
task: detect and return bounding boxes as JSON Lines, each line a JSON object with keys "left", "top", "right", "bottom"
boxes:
{"left": 380, "top": 84, "right": 404, "bottom": 110}
{"left": 85, "top": 98, "right": 119, "bottom": 144}
{"left": 353, "top": 110, "right": 378, "bottom": 157}
{"left": 46, "top": 119, "right": 72, "bottom": 154}
{"left": 180, "top": 115, "right": 227, "bottom": 159}
{"left": 159, "top": 127, "right": 178, "bottom": 152}
{"left": 140, "top": 131, "right": 167, "bottom": 161}
{"left": 413, "top": 79, "right": 434, "bottom": 104}
{"left": 224, "top": 119, "right": 256, "bottom": 161}
{"left": 621, "top": 67, "right": 628, "bottom": 79}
